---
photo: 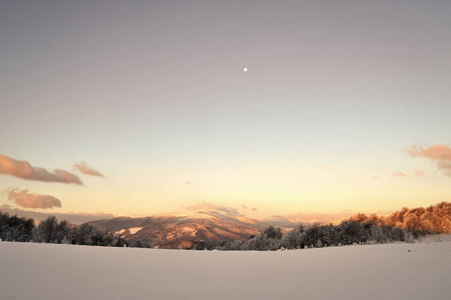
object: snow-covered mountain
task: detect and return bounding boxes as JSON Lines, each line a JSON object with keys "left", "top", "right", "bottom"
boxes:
{"left": 88, "top": 210, "right": 265, "bottom": 248}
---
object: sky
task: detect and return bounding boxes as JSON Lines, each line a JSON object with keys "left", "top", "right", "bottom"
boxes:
{"left": 1, "top": 0, "right": 451, "bottom": 222}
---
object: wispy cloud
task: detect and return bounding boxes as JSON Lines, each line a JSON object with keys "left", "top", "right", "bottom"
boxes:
{"left": 372, "top": 176, "right": 378, "bottom": 180}
{"left": 438, "top": 162, "right": 451, "bottom": 175}
{"left": 74, "top": 161, "right": 104, "bottom": 177}
{"left": 0, "top": 154, "right": 82, "bottom": 185}
{"left": 185, "top": 181, "right": 193, "bottom": 186}
{"left": 241, "top": 204, "right": 258, "bottom": 211}
{"left": 183, "top": 202, "right": 242, "bottom": 216}
{"left": 4, "top": 188, "right": 61, "bottom": 209}
{"left": 415, "top": 170, "right": 426, "bottom": 177}
{"left": 267, "top": 211, "right": 356, "bottom": 225}
{"left": 408, "top": 144, "right": 451, "bottom": 176}
{"left": 393, "top": 171, "right": 407, "bottom": 177}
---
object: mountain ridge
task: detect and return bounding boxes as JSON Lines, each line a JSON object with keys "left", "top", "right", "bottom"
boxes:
{"left": 88, "top": 210, "right": 267, "bottom": 249}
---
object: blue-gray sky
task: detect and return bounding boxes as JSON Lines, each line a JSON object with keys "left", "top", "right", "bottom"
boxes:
{"left": 1, "top": 0, "right": 451, "bottom": 219}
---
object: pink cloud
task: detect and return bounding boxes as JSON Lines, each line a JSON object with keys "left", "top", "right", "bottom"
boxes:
{"left": 241, "top": 204, "right": 258, "bottom": 211}
{"left": 267, "top": 211, "right": 356, "bottom": 225}
{"left": 393, "top": 171, "right": 407, "bottom": 177}
{"left": 407, "top": 144, "right": 451, "bottom": 176}
{"left": 438, "top": 162, "right": 451, "bottom": 175}
{"left": 183, "top": 202, "right": 243, "bottom": 216}
{"left": 5, "top": 188, "right": 61, "bottom": 209}
{"left": 408, "top": 144, "right": 451, "bottom": 161}
{"left": 415, "top": 170, "right": 426, "bottom": 177}
{"left": 0, "top": 154, "right": 83, "bottom": 185}
{"left": 74, "top": 161, "right": 104, "bottom": 177}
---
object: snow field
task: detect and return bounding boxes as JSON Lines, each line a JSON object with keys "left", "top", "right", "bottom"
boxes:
{"left": 1, "top": 238, "right": 450, "bottom": 300}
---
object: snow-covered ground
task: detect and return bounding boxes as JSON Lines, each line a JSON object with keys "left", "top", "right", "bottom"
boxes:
{"left": 1, "top": 236, "right": 450, "bottom": 300}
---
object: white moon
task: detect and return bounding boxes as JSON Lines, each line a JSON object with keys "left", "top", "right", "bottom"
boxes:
{"left": 243, "top": 67, "right": 248, "bottom": 72}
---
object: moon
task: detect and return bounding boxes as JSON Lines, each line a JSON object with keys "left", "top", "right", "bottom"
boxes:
{"left": 243, "top": 67, "right": 248, "bottom": 72}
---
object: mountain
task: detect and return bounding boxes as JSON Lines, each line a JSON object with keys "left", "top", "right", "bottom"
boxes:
{"left": 348, "top": 202, "right": 451, "bottom": 233}
{"left": 88, "top": 210, "right": 265, "bottom": 249}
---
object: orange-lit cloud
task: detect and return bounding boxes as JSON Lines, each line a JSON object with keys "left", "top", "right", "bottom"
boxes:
{"left": 393, "top": 171, "right": 407, "bottom": 177}
{"left": 408, "top": 144, "right": 451, "bottom": 176}
{"left": 438, "top": 162, "right": 451, "bottom": 175}
{"left": 185, "top": 181, "right": 193, "bottom": 186}
{"left": 415, "top": 170, "right": 426, "bottom": 177}
{"left": 74, "top": 161, "right": 104, "bottom": 177}
{"left": 183, "top": 202, "right": 242, "bottom": 216}
{"left": 0, "top": 154, "right": 83, "bottom": 185}
{"left": 5, "top": 188, "right": 62, "bottom": 209}
{"left": 408, "top": 144, "right": 451, "bottom": 161}
{"left": 372, "top": 176, "right": 378, "bottom": 180}
{"left": 267, "top": 211, "right": 356, "bottom": 225}
{"left": 241, "top": 204, "right": 258, "bottom": 211}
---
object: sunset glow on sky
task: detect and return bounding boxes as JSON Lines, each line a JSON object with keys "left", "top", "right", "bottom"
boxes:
{"left": 1, "top": 1, "right": 451, "bottom": 221}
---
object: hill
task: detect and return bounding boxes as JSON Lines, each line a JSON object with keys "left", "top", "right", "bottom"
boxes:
{"left": 88, "top": 210, "right": 265, "bottom": 248}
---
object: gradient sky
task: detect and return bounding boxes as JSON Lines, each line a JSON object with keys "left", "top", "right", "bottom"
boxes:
{"left": 1, "top": 0, "right": 451, "bottom": 220}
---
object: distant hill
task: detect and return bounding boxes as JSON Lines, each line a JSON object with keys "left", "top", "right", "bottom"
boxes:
{"left": 348, "top": 202, "right": 451, "bottom": 233}
{"left": 88, "top": 210, "right": 265, "bottom": 249}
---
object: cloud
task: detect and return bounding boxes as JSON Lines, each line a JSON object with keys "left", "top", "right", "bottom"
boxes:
{"left": 266, "top": 211, "right": 356, "bottom": 225}
{"left": 74, "top": 161, "right": 104, "bottom": 177}
{"left": 0, "top": 154, "right": 82, "bottom": 185}
{"left": 241, "top": 204, "right": 258, "bottom": 211}
{"left": 415, "top": 170, "right": 426, "bottom": 177}
{"left": 438, "top": 162, "right": 451, "bottom": 175}
{"left": 393, "top": 171, "right": 407, "bottom": 177}
{"left": 183, "top": 202, "right": 242, "bottom": 216}
{"left": 407, "top": 144, "right": 451, "bottom": 161}
{"left": 0, "top": 205, "right": 114, "bottom": 225}
{"left": 5, "top": 188, "right": 61, "bottom": 209}
{"left": 408, "top": 144, "right": 451, "bottom": 176}
{"left": 185, "top": 181, "right": 193, "bottom": 186}
{"left": 372, "top": 176, "right": 378, "bottom": 180}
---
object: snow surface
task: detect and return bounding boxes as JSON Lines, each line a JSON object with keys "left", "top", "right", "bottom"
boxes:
{"left": 129, "top": 227, "right": 143, "bottom": 235}
{"left": 115, "top": 229, "right": 126, "bottom": 235}
{"left": 1, "top": 237, "right": 450, "bottom": 300}
{"left": 115, "top": 227, "right": 143, "bottom": 236}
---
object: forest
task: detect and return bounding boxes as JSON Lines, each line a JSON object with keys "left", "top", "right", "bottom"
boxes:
{"left": 214, "top": 222, "right": 419, "bottom": 251}
{"left": 0, "top": 213, "right": 140, "bottom": 247}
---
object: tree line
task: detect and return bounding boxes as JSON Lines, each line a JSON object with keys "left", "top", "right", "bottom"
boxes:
{"left": 215, "top": 221, "right": 424, "bottom": 251}
{"left": 0, "top": 212, "right": 149, "bottom": 248}
{"left": 1, "top": 211, "right": 429, "bottom": 251}
{"left": 347, "top": 201, "right": 451, "bottom": 233}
